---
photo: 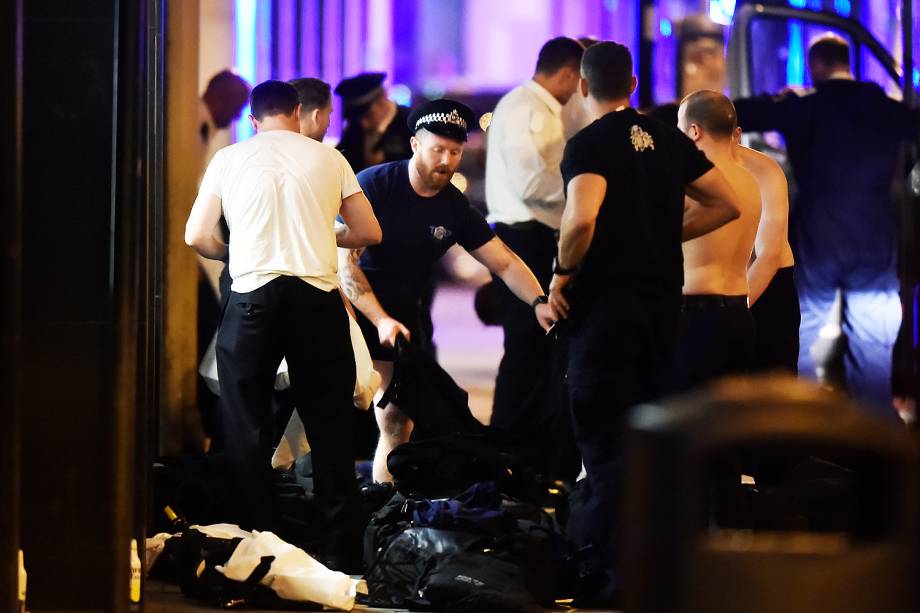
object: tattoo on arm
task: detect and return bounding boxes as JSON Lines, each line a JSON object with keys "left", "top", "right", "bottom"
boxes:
{"left": 339, "top": 248, "right": 372, "bottom": 303}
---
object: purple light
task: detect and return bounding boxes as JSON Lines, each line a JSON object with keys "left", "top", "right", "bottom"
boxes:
{"left": 235, "top": 0, "right": 257, "bottom": 142}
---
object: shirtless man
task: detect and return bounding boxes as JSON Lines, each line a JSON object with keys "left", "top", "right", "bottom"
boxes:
{"left": 733, "top": 134, "right": 800, "bottom": 373}
{"left": 677, "top": 90, "right": 762, "bottom": 388}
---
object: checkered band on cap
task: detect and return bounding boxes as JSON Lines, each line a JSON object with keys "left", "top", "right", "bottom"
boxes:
{"left": 414, "top": 109, "right": 467, "bottom": 132}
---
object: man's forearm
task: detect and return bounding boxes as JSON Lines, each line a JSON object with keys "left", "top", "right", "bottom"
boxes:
{"left": 189, "top": 233, "right": 228, "bottom": 260}
{"left": 747, "top": 251, "right": 781, "bottom": 305}
{"left": 336, "top": 224, "right": 371, "bottom": 249}
{"left": 495, "top": 258, "right": 545, "bottom": 305}
{"left": 682, "top": 200, "right": 738, "bottom": 241}
{"left": 558, "top": 220, "right": 595, "bottom": 269}
{"left": 338, "top": 249, "right": 390, "bottom": 325}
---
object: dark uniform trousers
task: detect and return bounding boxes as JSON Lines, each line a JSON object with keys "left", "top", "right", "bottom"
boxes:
{"left": 491, "top": 221, "right": 579, "bottom": 481}
{"left": 565, "top": 289, "right": 680, "bottom": 571}
{"left": 677, "top": 295, "right": 756, "bottom": 390}
{"left": 216, "top": 275, "right": 364, "bottom": 560}
{"left": 750, "top": 266, "right": 800, "bottom": 374}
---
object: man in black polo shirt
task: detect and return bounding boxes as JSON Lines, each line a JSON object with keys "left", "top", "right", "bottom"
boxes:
{"left": 549, "top": 42, "right": 741, "bottom": 604}
{"left": 339, "top": 99, "right": 557, "bottom": 483}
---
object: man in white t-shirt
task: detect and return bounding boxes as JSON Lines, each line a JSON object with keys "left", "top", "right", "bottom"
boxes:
{"left": 484, "top": 37, "right": 584, "bottom": 480}
{"left": 185, "top": 80, "right": 381, "bottom": 570}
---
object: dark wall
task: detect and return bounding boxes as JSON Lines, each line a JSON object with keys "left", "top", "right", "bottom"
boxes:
{"left": 0, "top": 0, "right": 23, "bottom": 612}
{"left": 14, "top": 0, "right": 157, "bottom": 610}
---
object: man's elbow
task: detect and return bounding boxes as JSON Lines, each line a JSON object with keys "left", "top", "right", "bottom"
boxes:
{"left": 364, "top": 224, "right": 383, "bottom": 246}
{"left": 721, "top": 198, "right": 741, "bottom": 223}
{"left": 184, "top": 225, "right": 205, "bottom": 249}
{"left": 353, "top": 224, "right": 382, "bottom": 248}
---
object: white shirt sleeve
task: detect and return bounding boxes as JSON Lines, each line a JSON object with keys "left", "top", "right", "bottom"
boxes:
{"left": 336, "top": 149, "right": 362, "bottom": 199}
{"left": 198, "top": 148, "right": 225, "bottom": 199}
{"left": 497, "top": 101, "right": 565, "bottom": 208}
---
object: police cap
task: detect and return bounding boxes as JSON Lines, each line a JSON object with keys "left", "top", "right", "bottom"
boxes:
{"left": 334, "top": 72, "right": 386, "bottom": 119}
{"left": 407, "top": 99, "right": 476, "bottom": 143}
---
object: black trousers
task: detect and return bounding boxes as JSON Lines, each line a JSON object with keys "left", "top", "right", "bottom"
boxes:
{"left": 490, "top": 221, "right": 578, "bottom": 480}
{"left": 677, "top": 295, "right": 755, "bottom": 391}
{"left": 565, "top": 290, "right": 680, "bottom": 573}
{"left": 750, "top": 266, "right": 800, "bottom": 374}
{"left": 216, "top": 276, "right": 363, "bottom": 560}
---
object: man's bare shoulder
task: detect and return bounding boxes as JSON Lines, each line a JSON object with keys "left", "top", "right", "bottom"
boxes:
{"left": 736, "top": 146, "right": 787, "bottom": 185}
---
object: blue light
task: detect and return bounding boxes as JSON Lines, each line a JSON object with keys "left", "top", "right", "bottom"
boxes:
{"left": 709, "top": 0, "right": 735, "bottom": 25}
{"left": 389, "top": 84, "right": 412, "bottom": 107}
{"left": 913, "top": 67, "right": 920, "bottom": 88}
{"left": 913, "top": 285, "right": 919, "bottom": 348}
{"left": 806, "top": 0, "right": 821, "bottom": 9}
{"left": 788, "top": 0, "right": 807, "bottom": 8}
{"left": 787, "top": 21, "right": 805, "bottom": 87}
{"left": 235, "top": 0, "right": 257, "bottom": 142}
{"left": 659, "top": 18, "right": 673, "bottom": 38}
{"left": 833, "top": 0, "right": 851, "bottom": 14}
{"left": 604, "top": 0, "right": 618, "bottom": 11}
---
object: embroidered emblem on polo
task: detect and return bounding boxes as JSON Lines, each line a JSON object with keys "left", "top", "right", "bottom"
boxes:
{"left": 630, "top": 125, "right": 655, "bottom": 152}
{"left": 430, "top": 225, "right": 452, "bottom": 241}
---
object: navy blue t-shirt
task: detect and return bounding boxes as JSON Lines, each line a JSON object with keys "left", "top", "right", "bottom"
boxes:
{"left": 356, "top": 160, "right": 494, "bottom": 293}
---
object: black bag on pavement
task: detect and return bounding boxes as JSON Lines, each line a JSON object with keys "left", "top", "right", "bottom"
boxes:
{"left": 387, "top": 434, "right": 506, "bottom": 498}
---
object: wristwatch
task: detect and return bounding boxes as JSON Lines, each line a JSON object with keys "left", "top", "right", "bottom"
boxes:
{"left": 553, "top": 257, "right": 578, "bottom": 276}
{"left": 530, "top": 295, "right": 548, "bottom": 310}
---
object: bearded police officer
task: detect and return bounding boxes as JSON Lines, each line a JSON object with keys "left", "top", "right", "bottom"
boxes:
{"left": 338, "top": 99, "right": 556, "bottom": 483}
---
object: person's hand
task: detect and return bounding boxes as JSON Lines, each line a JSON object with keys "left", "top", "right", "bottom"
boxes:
{"left": 549, "top": 273, "right": 572, "bottom": 319}
{"left": 534, "top": 302, "right": 557, "bottom": 332}
{"left": 377, "top": 317, "right": 410, "bottom": 348}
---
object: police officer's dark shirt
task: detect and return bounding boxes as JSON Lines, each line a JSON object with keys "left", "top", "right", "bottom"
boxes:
{"left": 356, "top": 159, "right": 495, "bottom": 317}
{"left": 338, "top": 106, "right": 414, "bottom": 173}
{"left": 734, "top": 80, "right": 920, "bottom": 264}
{"left": 559, "top": 108, "right": 713, "bottom": 386}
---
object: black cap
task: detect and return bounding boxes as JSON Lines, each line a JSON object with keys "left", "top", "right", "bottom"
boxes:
{"left": 334, "top": 72, "right": 386, "bottom": 119}
{"left": 407, "top": 99, "right": 476, "bottom": 143}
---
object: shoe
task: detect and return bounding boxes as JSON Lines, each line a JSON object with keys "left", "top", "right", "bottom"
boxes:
{"left": 572, "top": 559, "right": 622, "bottom": 609}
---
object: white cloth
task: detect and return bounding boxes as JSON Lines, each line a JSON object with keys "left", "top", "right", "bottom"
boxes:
{"left": 198, "top": 332, "right": 290, "bottom": 394}
{"left": 561, "top": 89, "right": 593, "bottom": 140}
{"left": 197, "top": 130, "right": 361, "bottom": 293}
{"left": 270, "top": 313, "right": 381, "bottom": 470}
{"left": 218, "top": 531, "right": 359, "bottom": 611}
{"left": 485, "top": 80, "right": 567, "bottom": 229}
{"left": 199, "top": 309, "right": 380, "bottom": 414}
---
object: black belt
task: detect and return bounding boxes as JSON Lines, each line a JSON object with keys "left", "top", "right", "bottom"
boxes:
{"left": 682, "top": 294, "right": 749, "bottom": 310}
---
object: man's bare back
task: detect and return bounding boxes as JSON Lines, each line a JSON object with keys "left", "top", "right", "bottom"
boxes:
{"left": 734, "top": 145, "right": 795, "bottom": 295}
{"left": 683, "top": 154, "right": 761, "bottom": 296}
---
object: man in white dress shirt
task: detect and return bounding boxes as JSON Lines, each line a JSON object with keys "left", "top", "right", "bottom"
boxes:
{"left": 485, "top": 37, "right": 584, "bottom": 480}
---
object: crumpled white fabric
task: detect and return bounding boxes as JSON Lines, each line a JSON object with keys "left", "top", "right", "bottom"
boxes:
{"left": 199, "top": 310, "right": 380, "bottom": 410}
{"left": 217, "top": 531, "right": 359, "bottom": 611}
{"left": 145, "top": 533, "right": 173, "bottom": 573}
{"left": 191, "top": 523, "right": 253, "bottom": 540}
{"left": 271, "top": 411, "right": 311, "bottom": 469}
{"left": 143, "top": 524, "right": 254, "bottom": 577}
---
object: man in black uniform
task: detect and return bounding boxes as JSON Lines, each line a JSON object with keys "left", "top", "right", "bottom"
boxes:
{"left": 335, "top": 72, "right": 413, "bottom": 172}
{"left": 338, "top": 99, "right": 557, "bottom": 483}
{"left": 734, "top": 34, "right": 920, "bottom": 412}
{"left": 548, "top": 43, "right": 740, "bottom": 605}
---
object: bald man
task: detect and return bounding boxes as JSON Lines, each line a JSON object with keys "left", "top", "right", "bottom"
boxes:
{"left": 733, "top": 135, "right": 799, "bottom": 373}
{"left": 677, "top": 90, "right": 762, "bottom": 387}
